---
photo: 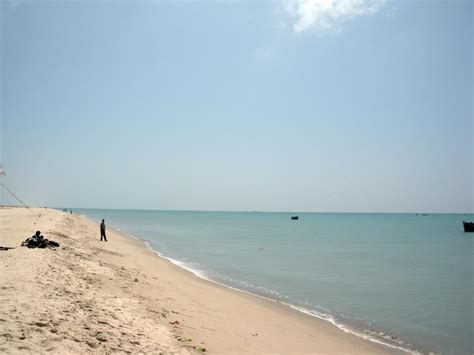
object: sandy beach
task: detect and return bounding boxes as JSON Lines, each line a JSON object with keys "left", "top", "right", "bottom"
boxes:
{"left": 0, "top": 207, "right": 400, "bottom": 354}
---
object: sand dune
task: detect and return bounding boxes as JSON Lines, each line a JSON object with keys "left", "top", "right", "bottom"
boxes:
{"left": 0, "top": 207, "right": 398, "bottom": 354}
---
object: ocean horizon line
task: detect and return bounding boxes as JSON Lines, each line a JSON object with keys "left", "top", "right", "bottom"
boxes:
{"left": 50, "top": 206, "right": 474, "bottom": 215}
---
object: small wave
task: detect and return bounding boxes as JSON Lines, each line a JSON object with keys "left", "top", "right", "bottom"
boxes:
{"left": 283, "top": 304, "right": 418, "bottom": 354}
{"left": 217, "top": 276, "right": 289, "bottom": 300}
{"left": 141, "top": 242, "right": 282, "bottom": 303}
{"left": 140, "top": 241, "right": 212, "bottom": 280}
{"left": 98, "top": 223, "right": 419, "bottom": 355}
{"left": 143, "top": 241, "right": 419, "bottom": 354}
{"left": 166, "top": 257, "right": 211, "bottom": 280}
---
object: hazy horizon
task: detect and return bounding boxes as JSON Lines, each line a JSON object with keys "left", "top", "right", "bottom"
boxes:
{"left": 1, "top": 0, "right": 473, "bottom": 213}
{"left": 8, "top": 206, "right": 473, "bottom": 215}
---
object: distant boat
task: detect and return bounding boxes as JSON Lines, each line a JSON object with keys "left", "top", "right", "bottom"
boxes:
{"left": 462, "top": 221, "right": 474, "bottom": 232}
{"left": 291, "top": 216, "right": 299, "bottom": 220}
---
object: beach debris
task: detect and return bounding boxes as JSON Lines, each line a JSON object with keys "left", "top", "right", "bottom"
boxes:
{"left": 201, "top": 326, "right": 216, "bottom": 332}
{"left": 21, "top": 231, "right": 60, "bottom": 249}
{"left": 134, "top": 278, "right": 139, "bottom": 282}
{"left": 169, "top": 320, "right": 180, "bottom": 325}
{"left": 185, "top": 345, "right": 205, "bottom": 352}
{"left": 176, "top": 336, "right": 192, "bottom": 342}
{"left": 0, "top": 246, "right": 15, "bottom": 251}
{"left": 251, "top": 332, "right": 258, "bottom": 336}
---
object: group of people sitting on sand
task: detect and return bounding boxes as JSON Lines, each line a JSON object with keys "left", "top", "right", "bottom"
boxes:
{"left": 21, "top": 231, "right": 60, "bottom": 249}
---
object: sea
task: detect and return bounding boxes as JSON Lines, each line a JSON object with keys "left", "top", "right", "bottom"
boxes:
{"left": 70, "top": 209, "right": 473, "bottom": 354}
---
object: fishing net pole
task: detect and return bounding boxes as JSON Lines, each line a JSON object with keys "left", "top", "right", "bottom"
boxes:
{"left": 0, "top": 182, "right": 30, "bottom": 208}
{"left": 0, "top": 167, "right": 30, "bottom": 208}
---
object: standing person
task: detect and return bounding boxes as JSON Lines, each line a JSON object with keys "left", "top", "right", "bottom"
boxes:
{"left": 100, "top": 219, "right": 107, "bottom": 242}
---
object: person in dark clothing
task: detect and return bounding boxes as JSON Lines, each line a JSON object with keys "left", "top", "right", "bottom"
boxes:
{"left": 29, "top": 231, "right": 44, "bottom": 248}
{"left": 21, "top": 231, "right": 60, "bottom": 249}
{"left": 100, "top": 219, "right": 107, "bottom": 241}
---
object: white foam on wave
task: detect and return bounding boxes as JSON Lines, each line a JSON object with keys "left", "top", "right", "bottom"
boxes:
{"left": 113, "top": 228, "right": 419, "bottom": 355}
{"left": 166, "top": 257, "right": 211, "bottom": 281}
{"left": 140, "top": 240, "right": 211, "bottom": 281}
{"left": 140, "top": 240, "right": 282, "bottom": 303}
{"left": 283, "top": 303, "right": 419, "bottom": 354}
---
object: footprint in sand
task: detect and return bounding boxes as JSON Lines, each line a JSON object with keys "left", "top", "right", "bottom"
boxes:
{"left": 33, "top": 321, "right": 48, "bottom": 327}
{"left": 86, "top": 340, "right": 97, "bottom": 348}
{"left": 94, "top": 331, "right": 108, "bottom": 342}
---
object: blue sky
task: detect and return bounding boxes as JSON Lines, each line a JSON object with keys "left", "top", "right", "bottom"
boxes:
{"left": 0, "top": 0, "right": 472, "bottom": 212}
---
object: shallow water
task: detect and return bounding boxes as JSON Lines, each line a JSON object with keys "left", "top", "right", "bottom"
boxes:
{"left": 72, "top": 209, "right": 474, "bottom": 354}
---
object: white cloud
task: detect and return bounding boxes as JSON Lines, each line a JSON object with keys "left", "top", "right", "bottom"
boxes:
{"left": 283, "top": 0, "right": 385, "bottom": 33}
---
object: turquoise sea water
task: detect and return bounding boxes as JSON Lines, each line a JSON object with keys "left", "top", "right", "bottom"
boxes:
{"left": 72, "top": 209, "right": 473, "bottom": 354}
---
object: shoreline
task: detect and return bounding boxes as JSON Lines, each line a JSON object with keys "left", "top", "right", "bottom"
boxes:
{"left": 84, "top": 213, "right": 418, "bottom": 354}
{"left": 1, "top": 207, "right": 406, "bottom": 354}
{"left": 139, "top": 239, "right": 416, "bottom": 354}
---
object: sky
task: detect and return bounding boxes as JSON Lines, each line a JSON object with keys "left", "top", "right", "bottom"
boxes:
{"left": 0, "top": 0, "right": 472, "bottom": 213}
